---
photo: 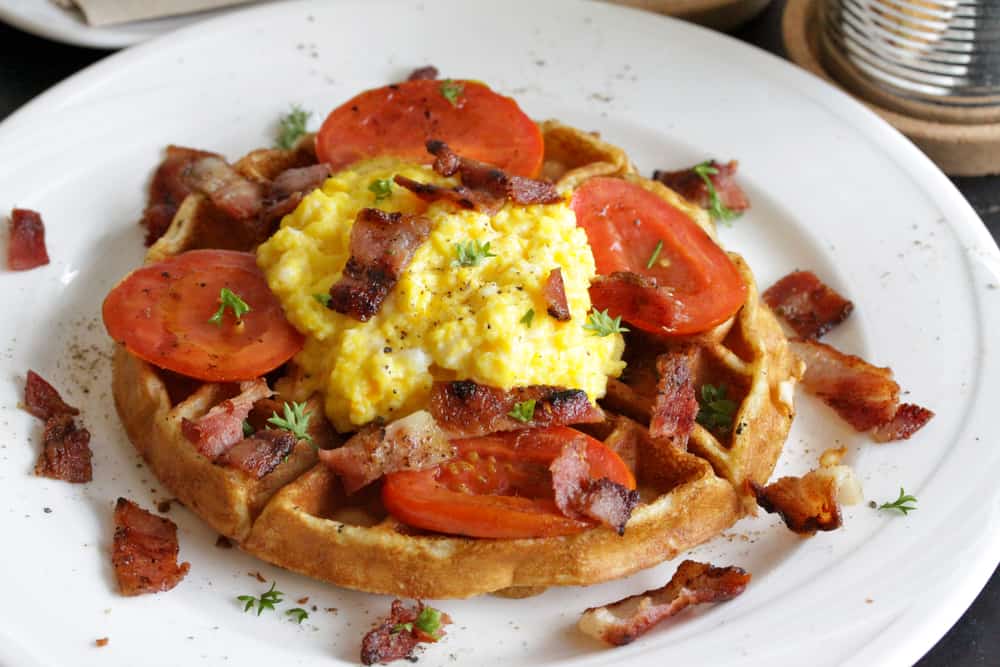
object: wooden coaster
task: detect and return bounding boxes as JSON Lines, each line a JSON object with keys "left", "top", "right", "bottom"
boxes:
{"left": 783, "top": 0, "right": 1000, "bottom": 176}
{"left": 607, "top": 0, "right": 772, "bottom": 32}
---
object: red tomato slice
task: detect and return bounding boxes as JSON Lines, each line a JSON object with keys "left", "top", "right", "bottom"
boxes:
{"left": 315, "top": 79, "right": 544, "bottom": 177}
{"left": 572, "top": 177, "right": 747, "bottom": 336}
{"left": 381, "top": 426, "right": 636, "bottom": 539}
{"left": 102, "top": 250, "right": 304, "bottom": 382}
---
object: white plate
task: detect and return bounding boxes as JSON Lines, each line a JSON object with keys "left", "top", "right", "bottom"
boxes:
{"left": 0, "top": 0, "right": 285, "bottom": 49}
{"left": 1, "top": 1, "right": 998, "bottom": 665}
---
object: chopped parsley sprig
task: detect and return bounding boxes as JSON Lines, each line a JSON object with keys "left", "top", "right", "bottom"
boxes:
{"left": 508, "top": 399, "right": 536, "bottom": 423}
{"left": 877, "top": 488, "right": 918, "bottom": 515}
{"left": 645, "top": 240, "right": 664, "bottom": 269}
{"left": 268, "top": 401, "right": 313, "bottom": 442}
{"left": 208, "top": 288, "right": 251, "bottom": 325}
{"left": 285, "top": 607, "right": 309, "bottom": 624}
{"left": 520, "top": 309, "right": 535, "bottom": 328}
{"left": 276, "top": 105, "right": 311, "bottom": 149}
{"left": 313, "top": 293, "right": 332, "bottom": 307}
{"left": 453, "top": 240, "right": 496, "bottom": 267}
{"left": 369, "top": 178, "right": 393, "bottom": 202}
{"left": 392, "top": 606, "right": 446, "bottom": 640}
{"left": 693, "top": 161, "right": 740, "bottom": 225}
{"left": 695, "top": 383, "right": 736, "bottom": 433}
{"left": 237, "top": 582, "right": 284, "bottom": 616}
{"left": 584, "top": 309, "right": 629, "bottom": 337}
{"left": 439, "top": 79, "right": 464, "bottom": 107}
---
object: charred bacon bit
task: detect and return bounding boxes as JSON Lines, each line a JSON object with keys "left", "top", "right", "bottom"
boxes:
{"left": 8, "top": 208, "right": 50, "bottom": 271}
{"left": 24, "top": 370, "right": 79, "bottom": 421}
{"left": 393, "top": 174, "right": 502, "bottom": 213}
{"left": 652, "top": 160, "right": 749, "bottom": 213}
{"left": 327, "top": 208, "right": 432, "bottom": 321}
{"left": 872, "top": 403, "right": 935, "bottom": 443}
{"left": 750, "top": 447, "right": 863, "bottom": 535}
{"left": 319, "top": 411, "right": 453, "bottom": 493}
{"left": 182, "top": 155, "right": 264, "bottom": 220}
{"left": 550, "top": 437, "right": 638, "bottom": 535}
{"left": 112, "top": 498, "right": 190, "bottom": 596}
{"left": 543, "top": 268, "right": 572, "bottom": 321}
{"left": 430, "top": 381, "right": 604, "bottom": 437}
{"left": 425, "top": 140, "right": 562, "bottom": 206}
{"left": 181, "top": 378, "right": 273, "bottom": 459}
{"left": 35, "top": 413, "right": 93, "bottom": 483}
{"left": 361, "top": 600, "right": 451, "bottom": 665}
{"left": 579, "top": 560, "right": 751, "bottom": 646}
{"left": 763, "top": 270, "right": 854, "bottom": 339}
{"left": 648, "top": 349, "right": 698, "bottom": 448}
{"left": 216, "top": 428, "right": 297, "bottom": 479}
{"left": 506, "top": 176, "right": 562, "bottom": 205}
{"left": 406, "top": 65, "right": 439, "bottom": 81}
{"left": 140, "top": 145, "right": 218, "bottom": 245}
{"left": 258, "top": 163, "right": 334, "bottom": 234}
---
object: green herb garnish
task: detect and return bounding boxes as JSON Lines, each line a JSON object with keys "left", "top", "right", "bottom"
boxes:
{"left": 877, "top": 488, "right": 918, "bottom": 515}
{"left": 369, "top": 178, "right": 393, "bottom": 202}
{"left": 439, "top": 79, "right": 464, "bottom": 107}
{"left": 693, "top": 161, "right": 740, "bottom": 225}
{"left": 237, "top": 582, "right": 284, "bottom": 616}
{"left": 208, "top": 288, "right": 251, "bottom": 325}
{"left": 242, "top": 420, "right": 254, "bottom": 438}
{"left": 276, "top": 105, "right": 311, "bottom": 149}
{"left": 313, "top": 293, "right": 332, "bottom": 307}
{"left": 267, "top": 401, "right": 313, "bottom": 442}
{"left": 645, "top": 239, "right": 664, "bottom": 269}
{"left": 415, "top": 606, "right": 444, "bottom": 639}
{"left": 520, "top": 309, "right": 535, "bottom": 328}
{"left": 452, "top": 240, "right": 496, "bottom": 267}
{"left": 696, "top": 383, "right": 737, "bottom": 432}
{"left": 508, "top": 399, "right": 536, "bottom": 423}
{"left": 391, "top": 622, "right": 413, "bottom": 635}
{"left": 285, "top": 607, "right": 309, "bottom": 624}
{"left": 583, "top": 309, "right": 629, "bottom": 337}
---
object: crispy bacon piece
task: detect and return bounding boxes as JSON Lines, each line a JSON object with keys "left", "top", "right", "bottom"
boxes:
{"left": 360, "top": 600, "right": 451, "bottom": 665}
{"left": 24, "top": 370, "right": 79, "bottom": 421}
{"left": 182, "top": 155, "right": 264, "bottom": 220}
{"left": 426, "top": 140, "right": 562, "bottom": 206}
{"left": 550, "top": 437, "right": 639, "bottom": 535}
{"left": 871, "top": 403, "right": 935, "bottom": 443}
{"left": 327, "top": 208, "right": 432, "bottom": 321}
{"left": 259, "top": 163, "right": 333, "bottom": 232}
{"left": 579, "top": 560, "right": 751, "bottom": 645}
{"left": 430, "top": 381, "right": 604, "bottom": 437}
{"left": 648, "top": 349, "right": 698, "bottom": 448}
{"left": 750, "top": 447, "right": 863, "bottom": 535}
{"left": 319, "top": 411, "right": 453, "bottom": 493}
{"left": 763, "top": 270, "right": 854, "bottom": 339}
{"left": 652, "top": 160, "right": 749, "bottom": 213}
{"left": 393, "top": 175, "right": 501, "bottom": 213}
{"left": 406, "top": 65, "right": 439, "bottom": 81}
{"left": 543, "top": 268, "right": 571, "bottom": 321}
{"left": 112, "top": 498, "right": 190, "bottom": 596}
{"left": 140, "top": 145, "right": 217, "bottom": 245}
{"left": 216, "top": 429, "right": 297, "bottom": 479}
{"left": 35, "top": 413, "right": 93, "bottom": 483}
{"left": 181, "top": 379, "right": 273, "bottom": 459}
{"left": 8, "top": 208, "right": 50, "bottom": 270}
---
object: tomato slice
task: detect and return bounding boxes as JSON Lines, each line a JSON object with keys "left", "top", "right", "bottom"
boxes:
{"left": 102, "top": 250, "right": 304, "bottom": 382}
{"left": 381, "top": 426, "right": 636, "bottom": 539}
{"left": 315, "top": 79, "right": 544, "bottom": 177}
{"left": 571, "top": 177, "right": 747, "bottom": 336}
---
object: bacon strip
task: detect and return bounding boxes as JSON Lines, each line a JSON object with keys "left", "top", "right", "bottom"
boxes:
{"left": 652, "top": 160, "right": 749, "bottom": 213}
{"left": 550, "top": 437, "right": 638, "bottom": 535}
{"left": 140, "top": 145, "right": 217, "bottom": 245}
{"left": 327, "top": 208, "right": 432, "bottom": 321}
{"left": 216, "top": 429, "right": 297, "bottom": 479}
{"left": 763, "top": 270, "right": 853, "bottom": 339}
{"left": 318, "top": 411, "right": 453, "bottom": 493}
{"left": 112, "top": 498, "right": 190, "bottom": 596}
{"left": 258, "top": 163, "right": 333, "bottom": 233}
{"left": 8, "top": 208, "right": 50, "bottom": 271}
{"left": 393, "top": 175, "right": 500, "bottom": 213}
{"left": 361, "top": 600, "right": 451, "bottom": 665}
{"left": 182, "top": 155, "right": 264, "bottom": 220}
{"left": 35, "top": 413, "right": 92, "bottom": 483}
{"left": 24, "top": 370, "right": 79, "bottom": 421}
{"left": 406, "top": 65, "right": 439, "bottom": 81}
{"left": 181, "top": 379, "right": 273, "bottom": 459}
{"left": 543, "top": 268, "right": 571, "bottom": 321}
{"left": 750, "top": 447, "right": 863, "bottom": 535}
{"left": 648, "top": 349, "right": 698, "bottom": 448}
{"left": 871, "top": 403, "right": 935, "bottom": 443}
{"left": 427, "top": 140, "right": 562, "bottom": 206}
{"left": 430, "top": 381, "right": 604, "bottom": 438}
{"left": 578, "top": 560, "right": 751, "bottom": 646}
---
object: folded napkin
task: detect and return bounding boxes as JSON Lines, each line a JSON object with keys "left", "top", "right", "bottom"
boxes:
{"left": 53, "top": 0, "right": 258, "bottom": 26}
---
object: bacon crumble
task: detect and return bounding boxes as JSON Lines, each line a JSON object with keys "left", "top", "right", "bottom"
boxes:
{"left": 216, "top": 428, "right": 297, "bottom": 479}
{"left": 648, "top": 349, "right": 698, "bottom": 448}
{"left": 406, "top": 65, "right": 439, "bottom": 81}
{"left": 763, "top": 270, "right": 854, "bottom": 339}
{"left": 112, "top": 498, "right": 190, "bottom": 596}
{"left": 139, "top": 146, "right": 217, "bottom": 245}
{"left": 24, "top": 370, "right": 79, "bottom": 420}
{"left": 578, "top": 560, "right": 751, "bottom": 645}
{"left": 259, "top": 163, "right": 333, "bottom": 231}
{"left": 182, "top": 155, "right": 264, "bottom": 220}
{"left": 543, "top": 267, "right": 571, "bottom": 321}
{"left": 550, "top": 437, "right": 638, "bottom": 535}
{"left": 652, "top": 160, "right": 749, "bottom": 213}
{"left": 8, "top": 208, "right": 50, "bottom": 271}
{"left": 361, "top": 599, "right": 451, "bottom": 665}
{"left": 181, "top": 378, "right": 273, "bottom": 459}
{"left": 24, "top": 371, "right": 92, "bottom": 483}
{"left": 871, "top": 403, "right": 935, "bottom": 442}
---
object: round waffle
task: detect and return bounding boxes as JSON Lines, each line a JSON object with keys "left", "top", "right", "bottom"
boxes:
{"left": 110, "top": 121, "right": 802, "bottom": 599}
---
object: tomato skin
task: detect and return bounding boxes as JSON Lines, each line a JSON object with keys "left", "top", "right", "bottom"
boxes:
{"left": 315, "top": 80, "right": 544, "bottom": 177}
{"left": 381, "top": 427, "right": 635, "bottom": 539}
{"left": 571, "top": 177, "right": 747, "bottom": 336}
{"left": 102, "top": 250, "right": 304, "bottom": 382}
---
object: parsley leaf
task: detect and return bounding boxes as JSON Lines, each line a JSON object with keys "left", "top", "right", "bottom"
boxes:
{"left": 208, "top": 288, "right": 251, "bottom": 326}
{"left": 276, "top": 105, "right": 311, "bottom": 149}
{"left": 242, "top": 420, "right": 254, "bottom": 438}
{"left": 391, "top": 622, "right": 414, "bottom": 634}
{"left": 645, "top": 239, "right": 664, "bottom": 269}
{"left": 693, "top": 161, "right": 740, "bottom": 225}
{"left": 453, "top": 240, "right": 496, "bottom": 267}
{"left": 520, "top": 309, "right": 535, "bottom": 328}
{"left": 877, "top": 487, "right": 917, "bottom": 515}
{"left": 439, "top": 79, "right": 464, "bottom": 107}
{"left": 313, "top": 293, "right": 332, "bottom": 307}
{"left": 583, "top": 309, "right": 629, "bottom": 337}
{"left": 286, "top": 607, "right": 309, "bottom": 624}
{"left": 696, "top": 383, "right": 737, "bottom": 433}
{"left": 237, "top": 581, "right": 284, "bottom": 616}
{"left": 369, "top": 178, "right": 393, "bottom": 202}
{"left": 415, "top": 606, "right": 444, "bottom": 639}
{"left": 267, "top": 401, "right": 313, "bottom": 442}
{"left": 508, "top": 399, "right": 536, "bottom": 423}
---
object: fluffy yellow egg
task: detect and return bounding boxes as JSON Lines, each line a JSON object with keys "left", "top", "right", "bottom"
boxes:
{"left": 256, "top": 157, "right": 625, "bottom": 432}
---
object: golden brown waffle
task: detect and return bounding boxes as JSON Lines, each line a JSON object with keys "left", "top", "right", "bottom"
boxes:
{"left": 110, "top": 122, "right": 801, "bottom": 598}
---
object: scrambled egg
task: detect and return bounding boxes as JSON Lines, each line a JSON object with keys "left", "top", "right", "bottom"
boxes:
{"left": 257, "top": 157, "right": 624, "bottom": 431}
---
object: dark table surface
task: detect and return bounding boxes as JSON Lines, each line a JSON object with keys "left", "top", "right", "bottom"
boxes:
{"left": 1, "top": 1, "right": 997, "bottom": 665}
